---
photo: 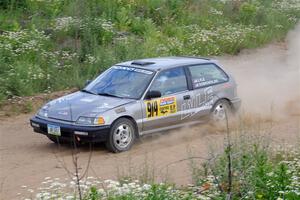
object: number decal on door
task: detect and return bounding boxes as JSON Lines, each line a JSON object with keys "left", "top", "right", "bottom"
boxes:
{"left": 145, "top": 96, "right": 177, "bottom": 118}
{"left": 147, "top": 101, "right": 158, "bottom": 118}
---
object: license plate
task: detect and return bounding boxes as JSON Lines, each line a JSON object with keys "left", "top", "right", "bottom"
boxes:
{"left": 47, "top": 124, "right": 61, "bottom": 136}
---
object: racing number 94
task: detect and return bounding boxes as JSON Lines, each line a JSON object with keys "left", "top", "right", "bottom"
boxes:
{"left": 147, "top": 101, "right": 158, "bottom": 118}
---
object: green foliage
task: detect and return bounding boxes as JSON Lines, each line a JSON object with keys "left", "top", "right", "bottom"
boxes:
{"left": 25, "top": 143, "right": 300, "bottom": 199}
{"left": 0, "top": 0, "right": 27, "bottom": 10}
{"left": 83, "top": 186, "right": 102, "bottom": 200}
{"left": 191, "top": 136, "right": 300, "bottom": 200}
{"left": 31, "top": 176, "right": 195, "bottom": 199}
{"left": 23, "top": 101, "right": 33, "bottom": 113}
{"left": 0, "top": 0, "right": 300, "bottom": 100}
{"left": 239, "top": 2, "right": 258, "bottom": 24}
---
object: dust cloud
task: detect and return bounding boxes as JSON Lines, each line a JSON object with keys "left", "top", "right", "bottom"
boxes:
{"left": 142, "top": 23, "right": 300, "bottom": 149}
{"left": 219, "top": 23, "right": 300, "bottom": 119}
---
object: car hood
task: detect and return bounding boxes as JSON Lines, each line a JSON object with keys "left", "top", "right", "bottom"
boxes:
{"left": 44, "top": 91, "right": 134, "bottom": 122}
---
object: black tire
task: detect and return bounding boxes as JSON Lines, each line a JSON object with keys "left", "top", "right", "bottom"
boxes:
{"left": 210, "top": 99, "right": 232, "bottom": 123}
{"left": 106, "top": 118, "right": 136, "bottom": 153}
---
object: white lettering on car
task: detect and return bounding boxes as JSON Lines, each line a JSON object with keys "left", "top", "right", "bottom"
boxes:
{"left": 113, "top": 66, "right": 153, "bottom": 75}
{"left": 80, "top": 98, "right": 95, "bottom": 103}
{"left": 181, "top": 86, "right": 214, "bottom": 120}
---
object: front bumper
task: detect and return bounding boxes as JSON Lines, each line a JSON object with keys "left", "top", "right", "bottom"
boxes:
{"left": 30, "top": 116, "right": 110, "bottom": 143}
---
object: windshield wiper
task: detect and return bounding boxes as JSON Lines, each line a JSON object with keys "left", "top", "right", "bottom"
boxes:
{"left": 97, "top": 92, "right": 123, "bottom": 98}
{"left": 81, "top": 89, "right": 96, "bottom": 95}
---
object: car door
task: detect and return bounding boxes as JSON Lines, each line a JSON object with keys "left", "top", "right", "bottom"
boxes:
{"left": 141, "top": 67, "right": 194, "bottom": 133}
{"left": 186, "top": 63, "right": 230, "bottom": 120}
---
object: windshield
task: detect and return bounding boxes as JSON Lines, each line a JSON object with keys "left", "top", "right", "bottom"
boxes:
{"left": 84, "top": 66, "right": 155, "bottom": 99}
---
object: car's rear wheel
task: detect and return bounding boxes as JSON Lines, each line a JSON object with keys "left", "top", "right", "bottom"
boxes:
{"left": 211, "top": 99, "right": 232, "bottom": 123}
{"left": 106, "top": 118, "right": 136, "bottom": 153}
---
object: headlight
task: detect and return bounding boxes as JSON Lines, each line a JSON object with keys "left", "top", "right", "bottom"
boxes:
{"left": 76, "top": 116, "right": 105, "bottom": 125}
{"left": 38, "top": 109, "right": 48, "bottom": 118}
{"left": 38, "top": 104, "right": 50, "bottom": 118}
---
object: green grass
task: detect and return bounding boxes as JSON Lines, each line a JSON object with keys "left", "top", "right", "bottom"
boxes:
{"left": 190, "top": 139, "right": 300, "bottom": 200}
{"left": 187, "top": 115, "right": 300, "bottom": 200}
{"left": 1, "top": 0, "right": 300, "bottom": 101}
{"left": 24, "top": 134, "right": 300, "bottom": 200}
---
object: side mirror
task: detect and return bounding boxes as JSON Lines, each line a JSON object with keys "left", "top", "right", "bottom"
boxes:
{"left": 146, "top": 90, "right": 161, "bottom": 99}
{"left": 85, "top": 80, "right": 92, "bottom": 86}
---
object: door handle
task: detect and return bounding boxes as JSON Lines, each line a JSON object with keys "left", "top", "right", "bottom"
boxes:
{"left": 183, "top": 95, "right": 191, "bottom": 100}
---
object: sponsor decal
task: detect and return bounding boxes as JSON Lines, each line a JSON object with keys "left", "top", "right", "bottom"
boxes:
{"left": 145, "top": 96, "right": 177, "bottom": 118}
{"left": 194, "top": 79, "right": 219, "bottom": 88}
{"left": 58, "top": 111, "right": 68, "bottom": 116}
{"left": 80, "top": 98, "right": 95, "bottom": 103}
{"left": 113, "top": 66, "right": 153, "bottom": 75}
{"left": 193, "top": 77, "right": 206, "bottom": 84}
{"left": 181, "top": 86, "right": 215, "bottom": 120}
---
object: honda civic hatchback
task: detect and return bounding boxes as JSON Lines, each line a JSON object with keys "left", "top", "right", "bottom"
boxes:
{"left": 30, "top": 57, "right": 241, "bottom": 152}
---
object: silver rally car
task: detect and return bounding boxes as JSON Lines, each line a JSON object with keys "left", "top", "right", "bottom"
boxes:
{"left": 30, "top": 57, "right": 241, "bottom": 152}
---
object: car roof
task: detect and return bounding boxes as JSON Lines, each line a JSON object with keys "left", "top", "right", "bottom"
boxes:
{"left": 115, "top": 56, "right": 216, "bottom": 71}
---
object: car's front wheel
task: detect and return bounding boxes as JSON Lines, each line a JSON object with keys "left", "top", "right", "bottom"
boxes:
{"left": 106, "top": 118, "right": 136, "bottom": 153}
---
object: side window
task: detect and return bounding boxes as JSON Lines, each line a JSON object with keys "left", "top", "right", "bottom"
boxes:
{"left": 150, "top": 67, "right": 187, "bottom": 96}
{"left": 188, "top": 64, "right": 228, "bottom": 88}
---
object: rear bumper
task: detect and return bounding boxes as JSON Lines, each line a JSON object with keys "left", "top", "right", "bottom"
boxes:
{"left": 231, "top": 97, "right": 242, "bottom": 112}
{"left": 30, "top": 116, "right": 110, "bottom": 143}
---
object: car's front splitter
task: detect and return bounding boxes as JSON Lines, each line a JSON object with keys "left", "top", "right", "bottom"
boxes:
{"left": 30, "top": 116, "right": 110, "bottom": 143}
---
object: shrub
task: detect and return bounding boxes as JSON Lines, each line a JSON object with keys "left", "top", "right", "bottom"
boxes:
{"left": 239, "top": 2, "right": 258, "bottom": 24}
{"left": 190, "top": 135, "right": 300, "bottom": 200}
{"left": 25, "top": 178, "right": 200, "bottom": 200}
{"left": 0, "top": 0, "right": 300, "bottom": 100}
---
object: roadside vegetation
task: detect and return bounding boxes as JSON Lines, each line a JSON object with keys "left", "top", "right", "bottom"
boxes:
{"left": 22, "top": 121, "right": 300, "bottom": 200}
{"left": 2, "top": 1, "right": 300, "bottom": 199}
{"left": 1, "top": 0, "right": 300, "bottom": 103}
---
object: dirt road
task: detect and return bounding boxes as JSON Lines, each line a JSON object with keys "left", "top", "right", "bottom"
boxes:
{"left": 1, "top": 25, "right": 299, "bottom": 199}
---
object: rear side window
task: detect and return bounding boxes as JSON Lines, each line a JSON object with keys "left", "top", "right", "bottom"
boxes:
{"left": 150, "top": 67, "right": 187, "bottom": 96}
{"left": 188, "top": 64, "right": 228, "bottom": 88}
